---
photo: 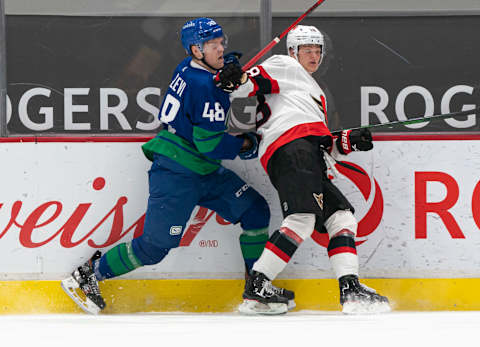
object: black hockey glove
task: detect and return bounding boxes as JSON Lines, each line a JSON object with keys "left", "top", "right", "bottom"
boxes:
{"left": 334, "top": 128, "right": 373, "bottom": 154}
{"left": 238, "top": 132, "right": 260, "bottom": 160}
{"left": 214, "top": 52, "right": 247, "bottom": 93}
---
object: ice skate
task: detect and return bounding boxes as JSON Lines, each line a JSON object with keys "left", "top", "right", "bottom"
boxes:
{"left": 271, "top": 283, "right": 296, "bottom": 310}
{"left": 239, "top": 271, "right": 289, "bottom": 315}
{"left": 339, "top": 274, "right": 391, "bottom": 314}
{"left": 245, "top": 270, "right": 295, "bottom": 310}
{"left": 61, "top": 251, "right": 106, "bottom": 315}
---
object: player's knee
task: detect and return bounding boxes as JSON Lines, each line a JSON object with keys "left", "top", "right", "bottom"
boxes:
{"left": 131, "top": 237, "right": 174, "bottom": 265}
{"left": 265, "top": 213, "right": 315, "bottom": 266}
{"left": 324, "top": 210, "right": 357, "bottom": 239}
{"left": 281, "top": 213, "right": 316, "bottom": 240}
{"left": 239, "top": 195, "right": 270, "bottom": 230}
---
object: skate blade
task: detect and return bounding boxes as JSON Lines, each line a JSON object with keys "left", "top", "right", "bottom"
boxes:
{"left": 342, "top": 300, "right": 391, "bottom": 315}
{"left": 238, "top": 299, "right": 288, "bottom": 315}
{"left": 287, "top": 299, "right": 296, "bottom": 311}
{"left": 61, "top": 276, "right": 101, "bottom": 315}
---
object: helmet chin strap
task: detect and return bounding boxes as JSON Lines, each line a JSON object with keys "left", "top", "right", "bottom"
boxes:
{"left": 194, "top": 44, "right": 220, "bottom": 72}
{"left": 201, "top": 56, "right": 219, "bottom": 72}
{"left": 289, "top": 47, "right": 298, "bottom": 60}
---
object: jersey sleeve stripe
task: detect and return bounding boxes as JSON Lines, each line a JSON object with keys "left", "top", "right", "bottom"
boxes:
{"left": 192, "top": 126, "right": 244, "bottom": 160}
{"left": 320, "top": 95, "right": 328, "bottom": 125}
{"left": 247, "top": 66, "right": 280, "bottom": 97}
{"left": 153, "top": 131, "right": 219, "bottom": 166}
{"left": 192, "top": 126, "right": 224, "bottom": 153}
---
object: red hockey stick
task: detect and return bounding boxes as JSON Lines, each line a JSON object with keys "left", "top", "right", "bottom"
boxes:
{"left": 242, "top": 0, "right": 328, "bottom": 71}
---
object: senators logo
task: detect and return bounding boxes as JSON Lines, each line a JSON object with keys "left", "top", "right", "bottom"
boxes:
{"left": 313, "top": 193, "right": 324, "bottom": 210}
{"left": 311, "top": 161, "right": 384, "bottom": 248}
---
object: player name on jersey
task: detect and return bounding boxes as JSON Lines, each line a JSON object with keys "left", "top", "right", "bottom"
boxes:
{"left": 169, "top": 73, "right": 187, "bottom": 98}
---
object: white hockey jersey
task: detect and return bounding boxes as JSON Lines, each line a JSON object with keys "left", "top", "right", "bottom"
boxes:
{"left": 232, "top": 54, "right": 332, "bottom": 171}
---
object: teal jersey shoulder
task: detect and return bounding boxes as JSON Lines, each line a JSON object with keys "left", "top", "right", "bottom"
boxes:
{"left": 143, "top": 57, "right": 243, "bottom": 174}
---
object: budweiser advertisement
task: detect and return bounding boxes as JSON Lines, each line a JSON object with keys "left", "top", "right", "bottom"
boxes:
{"left": 0, "top": 140, "right": 479, "bottom": 280}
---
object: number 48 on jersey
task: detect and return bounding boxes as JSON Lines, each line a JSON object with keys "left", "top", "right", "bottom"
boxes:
{"left": 202, "top": 102, "right": 225, "bottom": 122}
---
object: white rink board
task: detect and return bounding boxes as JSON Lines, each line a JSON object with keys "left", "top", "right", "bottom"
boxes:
{"left": 0, "top": 140, "right": 479, "bottom": 280}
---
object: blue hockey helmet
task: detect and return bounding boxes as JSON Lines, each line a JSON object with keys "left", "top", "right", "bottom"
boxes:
{"left": 181, "top": 17, "right": 226, "bottom": 55}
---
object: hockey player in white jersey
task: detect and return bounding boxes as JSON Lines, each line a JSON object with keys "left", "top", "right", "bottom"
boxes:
{"left": 216, "top": 25, "right": 391, "bottom": 315}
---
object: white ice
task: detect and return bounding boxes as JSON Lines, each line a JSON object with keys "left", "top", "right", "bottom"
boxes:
{"left": 0, "top": 311, "right": 478, "bottom": 347}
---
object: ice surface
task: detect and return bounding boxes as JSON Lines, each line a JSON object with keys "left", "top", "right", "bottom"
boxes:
{"left": 0, "top": 311, "right": 477, "bottom": 347}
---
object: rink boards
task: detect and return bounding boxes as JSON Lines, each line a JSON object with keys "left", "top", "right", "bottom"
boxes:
{"left": 1, "top": 136, "right": 480, "bottom": 313}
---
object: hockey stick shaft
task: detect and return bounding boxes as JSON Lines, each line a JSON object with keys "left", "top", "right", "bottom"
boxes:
{"left": 242, "top": 0, "right": 327, "bottom": 71}
{"left": 346, "top": 106, "right": 480, "bottom": 132}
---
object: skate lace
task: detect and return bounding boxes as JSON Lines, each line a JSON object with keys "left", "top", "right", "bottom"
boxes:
{"left": 87, "top": 274, "right": 102, "bottom": 296}
{"left": 359, "top": 283, "right": 377, "bottom": 294}
{"left": 269, "top": 283, "right": 284, "bottom": 295}
{"left": 78, "top": 263, "right": 101, "bottom": 297}
{"left": 340, "top": 282, "right": 350, "bottom": 297}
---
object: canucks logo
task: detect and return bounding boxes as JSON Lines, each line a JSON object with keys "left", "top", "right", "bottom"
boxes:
{"left": 169, "top": 226, "right": 183, "bottom": 235}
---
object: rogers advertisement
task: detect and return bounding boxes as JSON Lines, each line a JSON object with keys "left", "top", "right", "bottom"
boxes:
{"left": 1, "top": 139, "right": 479, "bottom": 280}
{"left": 6, "top": 15, "right": 480, "bottom": 134}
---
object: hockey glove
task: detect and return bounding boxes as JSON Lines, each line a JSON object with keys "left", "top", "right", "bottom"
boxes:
{"left": 335, "top": 128, "right": 373, "bottom": 154}
{"left": 238, "top": 132, "right": 260, "bottom": 160}
{"left": 214, "top": 52, "right": 248, "bottom": 93}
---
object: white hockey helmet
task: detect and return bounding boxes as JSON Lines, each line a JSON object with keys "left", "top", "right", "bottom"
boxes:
{"left": 286, "top": 25, "right": 324, "bottom": 62}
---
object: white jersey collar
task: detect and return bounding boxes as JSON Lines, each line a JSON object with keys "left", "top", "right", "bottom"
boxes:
{"left": 190, "top": 59, "right": 211, "bottom": 73}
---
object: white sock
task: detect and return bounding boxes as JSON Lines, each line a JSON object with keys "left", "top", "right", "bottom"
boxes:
{"left": 329, "top": 253, "right": 359, "bottom": 279}
{"left": 252, "top": 248, "right": 287, "bottom": 280}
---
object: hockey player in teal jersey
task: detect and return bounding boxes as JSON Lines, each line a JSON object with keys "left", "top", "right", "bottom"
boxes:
{"left": 61, "top": 17, "right": 293, "bottom": 314}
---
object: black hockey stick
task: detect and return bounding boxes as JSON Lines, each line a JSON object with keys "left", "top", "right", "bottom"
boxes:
{"left": 327, "top": 106, "right": 480, "bottom": 177}
{"left": 344, "top": 106, "right": 480, "bottom": 132}
{"left": 322, "top": 149, "right": 369, "bottom": 176}
{"left": 335, "top": 159, "right": 367, "bottom": 176}
{"left": 328, "top": 107, "right": 480, "bottom": 175}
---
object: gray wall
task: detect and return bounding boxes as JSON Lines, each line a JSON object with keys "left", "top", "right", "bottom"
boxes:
{"left": 6, "top": 0, "right": 480, "bottom": 16}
